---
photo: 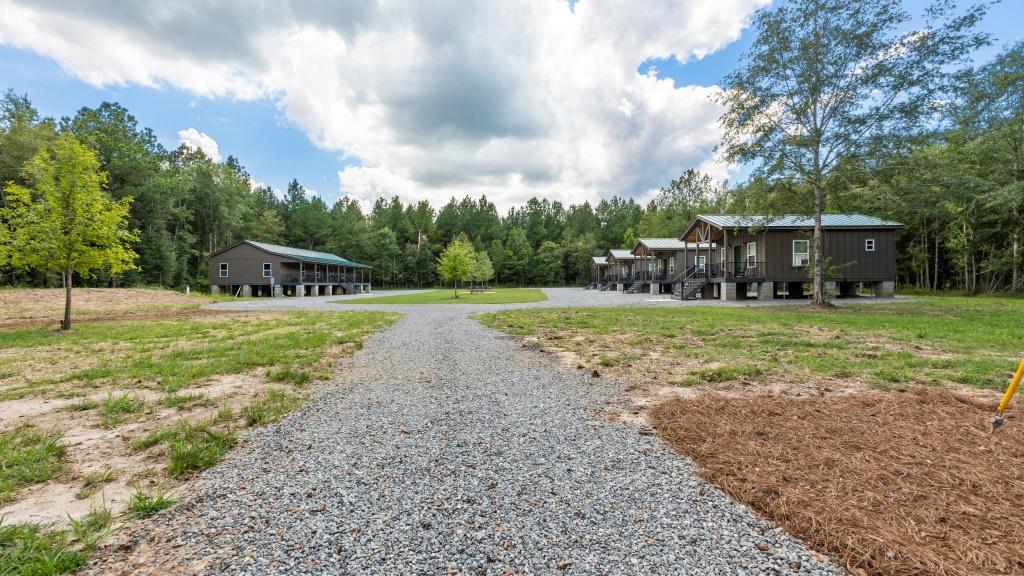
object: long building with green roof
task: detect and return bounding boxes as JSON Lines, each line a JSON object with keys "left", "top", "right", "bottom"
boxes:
{"left": 208, "top": 240, "right": 371, "bottom": 297}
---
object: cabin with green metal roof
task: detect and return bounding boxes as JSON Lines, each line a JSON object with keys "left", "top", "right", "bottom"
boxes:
{"left": 676, "top": 214, "right": 901, "bottom": 300}
{"left": 208, "top": 240, "right": 371, "bottom": 297}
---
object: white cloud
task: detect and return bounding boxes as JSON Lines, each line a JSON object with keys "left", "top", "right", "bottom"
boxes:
{"left": 0, "top": 0, "right": 768, "bottom": 210}
{"left": 176, "top": 128, "right": 222, "bottom": 161}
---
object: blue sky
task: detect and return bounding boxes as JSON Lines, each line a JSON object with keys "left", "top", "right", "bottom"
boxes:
{"left": 1, "top": 0, "right": 1021, "bottom": 208}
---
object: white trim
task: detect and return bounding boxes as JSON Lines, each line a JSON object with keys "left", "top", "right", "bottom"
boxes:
{"left": 262, "top": 262, "right": 272, "bottom": 278}
{"left": 696, "top": 255, "right": 707, "bottom": 272}
{"left": 746, "top": 242, "right": 757, "bottom": 265}
{"left": 219, "top": 262, "right": 229, "bottom": 278}
{"left": 792, "top": 240, "right": 810, "bottom": 267}
{"left": 865, "top": 238, "right": 876, "bottom": 252}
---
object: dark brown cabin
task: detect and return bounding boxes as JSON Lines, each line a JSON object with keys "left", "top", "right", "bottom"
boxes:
{"left": 677, "top": 214, "right": 901, "bottom": 300}
{"left": 209, "top": 240, "right": 371, "bottom": 297}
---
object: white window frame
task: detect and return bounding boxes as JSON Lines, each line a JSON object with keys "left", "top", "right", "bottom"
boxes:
{"left": 263, "top": 262, "right": 272, "bottom": 278}
{"left": 696, "top": 255, "right": 707, "bottom": 272}
{"left": 792, "top": 240, "right": 810, "bottom": 267}
{"left": 865, "top": 238, "right": 876, "bottom": 252}
{"left": 746, "top": 242, "right": 757, "bottom": 266}
{"left": 219, "top": 262, "right": 229, "bottom": 278}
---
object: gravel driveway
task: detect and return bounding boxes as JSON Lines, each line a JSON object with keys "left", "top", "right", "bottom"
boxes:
{"left": 91, "top": 289, "right": 844, "bottom": 575}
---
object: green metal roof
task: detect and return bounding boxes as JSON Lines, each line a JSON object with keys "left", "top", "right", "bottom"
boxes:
{"left": 607, "top": 249, "right": 637, "bottom": 261}
{"left": 698, "top": 214, "right": 902, "bottom": 229}
{"left": 236, "top": 240, "right": 370, "bottom": 268}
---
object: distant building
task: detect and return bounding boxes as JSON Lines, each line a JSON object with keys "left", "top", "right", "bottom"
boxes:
{"left": 209, "top": 240, "right": 371, "bottom": 297}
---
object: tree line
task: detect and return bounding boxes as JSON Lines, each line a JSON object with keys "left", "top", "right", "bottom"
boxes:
{"left": 0, "top": 1, "right": 1021, "bottom": 296}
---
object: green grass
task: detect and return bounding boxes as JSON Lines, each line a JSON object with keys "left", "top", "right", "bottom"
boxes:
{"left": 131, "top": 420, "right": 237, "bottom": 477}
{"left": 479, "top": 296, "right": 1024, "bottom": 391}
{"left": 125, "top": 485, "right": 176, "bottom": 518}
{"left": 241, "top": 388, "right": 307, "bottom": 426}
{"left": 338, "top": 287, "right": 548, "bottom": 305}
{"left": 0, "top": 522, "right": 87, "bottom": 575}
{"left": 0, "top": 425, "right": 65, "bottom": 504}
{"left": 0, "top": 311, "right": 399, "bottom": 401}
{"left": 98, "top": 393, "right": 147, "bottom": 427}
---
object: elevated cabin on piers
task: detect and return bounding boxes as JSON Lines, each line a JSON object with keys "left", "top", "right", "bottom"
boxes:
{"left": 605, "top": 249, "right": 640, "bottom": 292}
{"left": 677, "top": 214, "right": 901, "bottom": 300}
{"left": 587, "top": 256, "right": 609, "bottom": 290}
{"left": 629, "top": 238, "right": 718, "bottom": 295}
{"left": 209, "top": 240, "right": 371, "bottom": 297}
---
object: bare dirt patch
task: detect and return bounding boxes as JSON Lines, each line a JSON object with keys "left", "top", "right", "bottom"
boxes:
{"left": 0, "top": 288, "right": 210, "bottom": 328}
{"left": 649, "top": 387, "right": 1023, "bottom": 576}
{"left": 0, "top": 370, "right": 281, "bottom": 526}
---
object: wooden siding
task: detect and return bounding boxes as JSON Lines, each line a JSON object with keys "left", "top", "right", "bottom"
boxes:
{"left": 209, "top": 243, "right": 293, "bottom": 286}
{"left": 761, "top": 228, "right": 896, "bottom": 282}
{"left": 672, "top": 247, "right": 721, "bottom": 275}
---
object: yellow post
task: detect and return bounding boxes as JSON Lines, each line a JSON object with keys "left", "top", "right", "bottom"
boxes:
{"left": 993, "top": 357, "right": 1024, "bottom": 431}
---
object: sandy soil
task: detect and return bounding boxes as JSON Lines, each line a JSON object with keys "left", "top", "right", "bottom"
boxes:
{"left": 0, "top": 371, "right": 282, "bottom": 526}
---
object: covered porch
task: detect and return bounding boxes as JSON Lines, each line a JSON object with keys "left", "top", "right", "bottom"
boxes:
{"left": 278, "top": 261, "right": 372, "bottom": 297}
{"left": 679, "top": 217, "right": 770, "bottom": 300}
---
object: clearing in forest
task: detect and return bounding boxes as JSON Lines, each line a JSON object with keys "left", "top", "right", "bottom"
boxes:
{"left": 340, "top": 287, "right": 548, "bottom": 305}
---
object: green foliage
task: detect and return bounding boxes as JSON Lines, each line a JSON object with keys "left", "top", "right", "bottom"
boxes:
{"left": 2, "top": 134, "right": 138, "bottom": 326}
{"left": 436, "top": 237, "right": 475, "bottom": 297}
{"left": 719, "top": 0, "right": 989, "bottom": 303}
{"left": 470, "top": 250, "right": 495, "bottom": 286}
{"left": 532, "top": 241, "right": 564, "bottom": 286}
{"left": 0, "top": 425, "right": 65, "bottom": 504}
{"left": 503, "top": 228, "right": 532, "bottom": 285}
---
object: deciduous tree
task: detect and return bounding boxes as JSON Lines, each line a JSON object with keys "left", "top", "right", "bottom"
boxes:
{"left": 3, "top": 134, "right": 137, "bottom": 329}
{"left": 719, "top": 0, "right": 987, "bottom": 304}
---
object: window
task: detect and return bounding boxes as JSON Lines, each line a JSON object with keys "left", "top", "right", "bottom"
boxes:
{"left": 219, "top": 262, "right": 229, "bottom": 278}
{"left": 792, "top": 240, "right": 810, "bottom": 267}
{"left": 865, "top": 238, "right": 876, "bottom": 252}
{"left": 746, "top": 242, "right": 757, "bottom": 266}
{"left": 668, "top": 260, "right": 675, "bottom": 275}
{"left": 696, "top": 255, "right": 706, "bottom": 272}
{"left": 263, "top": 263, "right": 272, "bottom": 278}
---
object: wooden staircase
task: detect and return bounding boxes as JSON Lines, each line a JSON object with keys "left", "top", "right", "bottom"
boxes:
{"left": 671, "top": 266, "right": 708, "bottom": 300}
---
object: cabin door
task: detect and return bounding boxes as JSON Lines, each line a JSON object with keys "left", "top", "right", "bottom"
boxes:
{"left": 734, "top": 245, "right": 743, "bottom": 275}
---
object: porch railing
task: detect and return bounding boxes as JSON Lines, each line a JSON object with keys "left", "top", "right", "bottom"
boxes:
{"left": 671, "top": 262, "right": 765, "bottom": 281}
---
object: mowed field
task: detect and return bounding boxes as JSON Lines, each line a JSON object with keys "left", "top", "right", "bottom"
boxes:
{"left": 0, "top": 288, "right": 397, "bottom": 574}
{"left": 340, "top": 287, "right": 548, "bottom": 305}
{"left": 481, "top": 297, "right": 1024, "bottom": 576}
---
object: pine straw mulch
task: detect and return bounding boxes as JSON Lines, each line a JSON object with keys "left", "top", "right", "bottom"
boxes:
{"left": 648, "top": 387, "right": 1024, "bottom": 576}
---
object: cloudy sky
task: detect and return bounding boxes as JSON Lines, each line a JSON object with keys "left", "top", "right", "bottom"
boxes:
{"left": 0, "top": 0, "right": 1019, "bottom": 211}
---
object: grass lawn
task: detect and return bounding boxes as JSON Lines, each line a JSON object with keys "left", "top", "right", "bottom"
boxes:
{"left": 0, "top": 291, "right": 398, "bottom": 573}
{"left": 479, "top": 296, "right": 1024, "bottom": 391}
{"left": 482, "top": 295, "right": 1024, "bottom": 576}
{"left": 339, "top": 287, "right": 548, "bottom": 305}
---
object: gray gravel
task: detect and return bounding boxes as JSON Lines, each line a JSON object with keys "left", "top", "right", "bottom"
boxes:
{"left": 95, "top": 290, "right": 847, "bottom": 575}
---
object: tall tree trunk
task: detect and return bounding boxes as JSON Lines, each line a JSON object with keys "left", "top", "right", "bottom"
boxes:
{"left": 811, "top": 181, "right": 825, "bottom": 306}
{"left": 1013, "top": 231, "right": 1019, "bottom": 292}
{"left": 62, "top": 268, "right": 72, "bottom": 331}
{"left": 933, "top": 231, "right": 940, "bottom": 291}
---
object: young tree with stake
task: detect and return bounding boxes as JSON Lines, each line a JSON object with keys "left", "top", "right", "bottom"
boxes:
{"left": 718, "top": 0, "right": 988, "bottom": 305}
{"left": 2, "top": 134, "right": 137, "bottom": 329}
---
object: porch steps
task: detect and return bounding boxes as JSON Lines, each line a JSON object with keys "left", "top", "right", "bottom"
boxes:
{"left": 673, "top": 278, "right": 708, "bottom": 300}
